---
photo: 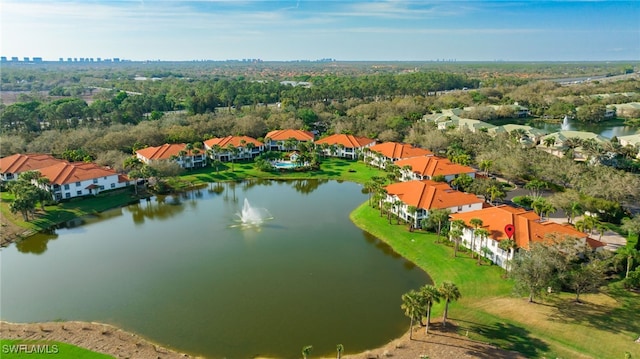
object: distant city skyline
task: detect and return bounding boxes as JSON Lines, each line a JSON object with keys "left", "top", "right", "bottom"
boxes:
{"left": 2, "top": 0, "right": 639, "bottom": 62}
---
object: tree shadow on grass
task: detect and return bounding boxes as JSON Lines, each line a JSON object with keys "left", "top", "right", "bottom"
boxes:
{"left": 453, "top": 318, "right": 549, "bottom": 358}
{"left": 548, "top": 290, "right": 640, "bottom": 335}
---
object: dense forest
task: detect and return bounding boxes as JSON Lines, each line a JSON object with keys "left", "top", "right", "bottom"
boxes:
{"left": 1, "top": 61, "right": 639, "bottom": 210}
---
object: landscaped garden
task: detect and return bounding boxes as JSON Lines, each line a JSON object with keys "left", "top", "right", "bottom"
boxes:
{"left": 351, "top": 202, "right": 640, "bottom": 359}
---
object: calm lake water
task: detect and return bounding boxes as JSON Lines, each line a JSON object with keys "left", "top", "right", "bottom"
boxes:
{"left": 0, "top": 180, "right": 430, "bottom": 358}
{"left": 530, "top": 118, "right": 638, "bottom": 138}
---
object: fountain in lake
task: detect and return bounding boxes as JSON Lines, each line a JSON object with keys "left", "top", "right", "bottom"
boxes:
{"left": 561, "top": 115, "right": 570, "bottom": 131}
{"left": 236, "top": 198, "right": 272, "bottom": 227}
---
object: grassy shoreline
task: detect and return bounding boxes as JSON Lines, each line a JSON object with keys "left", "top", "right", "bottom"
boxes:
{"left": 350, "top": 201, "right": 640, "bottom": 359}
{"left": 3, "top": 158, "right": 639, "bottom": 358}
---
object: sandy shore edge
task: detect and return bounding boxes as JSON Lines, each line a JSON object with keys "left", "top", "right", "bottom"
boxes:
{"left": 1, "top": 320, "right": 525, "bottom": 359}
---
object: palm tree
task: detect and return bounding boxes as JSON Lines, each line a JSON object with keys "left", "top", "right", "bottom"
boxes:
{"left": 543, "top": 136, "right": 556, "bottom": 148}
{"left": 401, "top": 289, "right": 422, "bottom": 340}
{"left": 475, "top": 228, "right": 491, "bottom": 265}
{"left": 478, "top": 159, "right": 493, "bottom": 176}
{"left": 336, "top": 344, "right": 344, "bottom": 359}
{"left": 469, "top": 218, "right": 483, "bottom": 258}
{"left": 438, "top": 281, "right": 461, "bottom": 327}
{"left": 302, "top": 345, "right": 313, "bottom": 359}
{"left": 429, "top": 208, "right": 451, "bottom": 241}
{"left": 393, "top": 199, "right": 403, "bottom": 224}
{"left": 498, "top": 239, "right": 516, "bottom": 273}
{"left": 407, "top": 205, "right": 418, "bottom": 230}
{"left": 449, "top": 227, "right": 464, "bottom": 258}
{"left": 226, "top": 144, "right": 239, "bottom": 171}
{"left": 419, "top": 284, "right": 441, "bottom": 334}
{"left": 532, "top": 197, "right": 555, "bottom": 220}
{"left": 383, "top": 201, "right": 393, "bottom": 224}
{"left": 616, "top": 247, "right": 639, "bottom": 279}
{"left": 363, "top": 181, "right": 377, "bottom": 207}
{"left": 377, "top": 188, "right": 388, "bottom": 217}
{"left": 245, "top": 142, "right": 256, "bottom": 159}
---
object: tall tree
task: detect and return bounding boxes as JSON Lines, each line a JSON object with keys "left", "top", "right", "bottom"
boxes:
{"left": 469, "top": 218, "right": 483, "bottom": 258}
{"left": 511, "top": 242, "right": 565, "bottom": 303}
{"left": 438, "top": 281, "right": 461, "bottom": 327}
{"left": 475, "top": 228, "right": 491, "bottom": 265}
{"left": 419, "top": 284, "right": 441, "bottom": 334}
{"left": 427, "top": 208, "right": 452, "bottom": 241}
{"left": 401, "top": 289, "right": 423, "bottom": 340}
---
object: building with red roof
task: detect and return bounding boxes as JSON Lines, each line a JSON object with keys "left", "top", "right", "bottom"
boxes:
{"left": 36, "top": 162, "right": 131, "bottom": 201}
{"left": 136, "top": 143, "right": 206, "bottom": 169}
{"left": 450, "top": 205, "right": 604, "bottom": 269}
{"left": 265, "top": 129, "right": 314, "bottom": 151}
{"left": 315, "top": 134, "right": 375, "bottom": 159}
{"left": 366, "top": 142, "right": 433, "bottom": 168}
{"left": 384, "top": 180, "right": 483, "bottom": 228}
{"left": 204, "top": 136, "right": 264, "bottom": 161}
{"left": 0, "top": 153, "right": 65, "bottom": 181}
{"left": 395, "top": 156, "right": 476, "bottom": 182}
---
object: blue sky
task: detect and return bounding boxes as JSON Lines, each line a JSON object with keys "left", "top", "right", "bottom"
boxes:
{"left": 2, "top": 0, "right": 639, "bottom": 61}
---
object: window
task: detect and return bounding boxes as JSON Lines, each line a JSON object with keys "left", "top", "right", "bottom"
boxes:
{"left": 103, "top": 176, "right": 107, "bottom": 180}
{"left": 100, "top": 186, "right": 104, "bottom": 190}
{"left": 93, "top": 178, "right": 98, "bottom": 184}
{"left": 64, "top": 184, "right": 70, "bottom": 190}
{"left": 65, "top": 193, "right": 71, "bottom": 198}
{"left": 77, "top": 191, "right": 82, "bottom": 195}
{"left": 110, "top": 183, "right": 116, "bottom": 188}
{"left": 75, "top": 182, "right": 81, "bottom": 187}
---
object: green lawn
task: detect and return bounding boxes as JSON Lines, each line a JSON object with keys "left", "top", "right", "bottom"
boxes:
{"left": 179, "top": 157, "right": 385, "bottom": 184}
{"left": 0, "top": 339, "right": 113, "bottom": 359}
{"left": 350, "top": 202, "right": 640, "bottom": 359}
{"left": 1, "top": 189, "right": 141, "bottom": 237}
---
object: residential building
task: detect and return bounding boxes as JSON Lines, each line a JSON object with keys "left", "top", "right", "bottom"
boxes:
{"left": 136, "top": 144, "right": 207, "bottom": 169}
{"left": 450, "top": 205, "right": 604, "bottom": 269}
{"left": 423, "top": 109, "right": 496, "bottom": 132}
{"left": 488, "top": 124, "right": 548, "bottom": 145}
{"left": 614, "top": 102, "right": 640, "bottom": 118}
{"left": 395, "top": 156, "right": 476, "bottom": 182}
{"left": 366, "top": 142, "right": 433, "bottom": 168}
{"left": 0, "top": 153, "right": 64, "bottom": 181}
{"left": 36, "top": 162, "right": 131, "bottom": 201}
{"left": 384, "top": 180, "right": 483, "bottom": 228}
{"left": 618, "top": 133, "right": 640, "bottom": 159}
{"left": 537, "top": 130, "right": 608, "bottom": 161}
{"left": 315, "top": 134, "right": 375, "bottom": 159}
{"left": 204, "top": 136, "right": 264, "bottom": 161}
{"left": 265, "top": 129, "right": 314, "bottom": 151}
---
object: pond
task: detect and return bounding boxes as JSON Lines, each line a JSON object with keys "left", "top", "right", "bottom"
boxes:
{"left": 0, "top": 180, "right": 430, "bottom": 358}
{"left": 529, "top": 117, "right": 638, "bottom": 139}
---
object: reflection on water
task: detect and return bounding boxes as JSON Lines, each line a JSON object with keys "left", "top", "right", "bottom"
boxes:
{"left": 530, "top": 118, "right": 638, "bottom": 139}
{"left": 1, "top": 180, "right": 430, "bottom": 358}
{"left": 16, "top": 232, "right": 58, "bottom": 255}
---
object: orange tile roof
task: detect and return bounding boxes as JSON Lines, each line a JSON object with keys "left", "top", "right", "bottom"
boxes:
{"left": 385, "top": 180, "right": 483, "bottom": 210}
{"left": 0, "top": 153, "right": 64, "bottom": 175}
{"left": 450, "top": 205, "right": 589, "bottom": 249}
{"left": 369, "top": 142, "right": 433, "bottom": 159}
{"left": 315, "top": 134, "right": 375, "bottom": 148}
{"left": 135, "top": 144, "right": 198, "bottom": 161}
{"left": 204, "top": 136, "right": 263, "bottom": 148}
{"left": 38, "top": 162, "right": 120, "bottom": 185}
{"left": 265, "top": 129, "right": 314, "bottom": 141}
{"left": 395, "top": 156, "right": 476, "bottom": 177}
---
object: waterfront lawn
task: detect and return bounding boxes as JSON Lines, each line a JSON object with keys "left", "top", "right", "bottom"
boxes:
{"left": 0, "top": 189, "right": 138, "bottom": 235}
{"left": 350, "top": 202, "right": 640, "bottom": 359}
{"left": 0, "top": 339, "right": 112, "bottom": 359}
{"left": 180, "top": 158, "right": 384, "bottom": 185}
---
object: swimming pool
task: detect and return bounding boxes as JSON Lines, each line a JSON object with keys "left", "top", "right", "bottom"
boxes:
{"left": 273, "top": 161, "right": 301, "bottom": 169}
